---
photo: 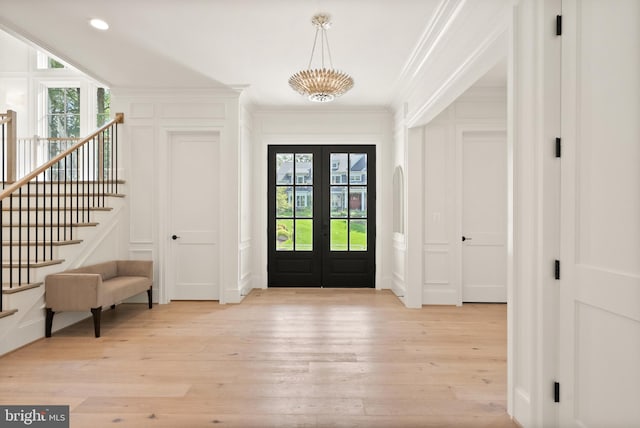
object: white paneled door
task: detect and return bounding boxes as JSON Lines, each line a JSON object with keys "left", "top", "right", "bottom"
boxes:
{"left": 461, "top": 131, "right": 507, "bottom": 303}
{"left": 559, "top": 1, "right": 640, "bottom": 425}
{"left": 169, "top": 132, "right": 220, "bottom": 300}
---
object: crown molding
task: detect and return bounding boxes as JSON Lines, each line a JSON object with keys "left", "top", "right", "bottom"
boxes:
{"left": 390, "top": 0, "right": 467, "bottom": 106}
{"left": 406, "top": 22, "right": 509, "bottom": 127}
{"left": 392, "top": 0, "right": 512, "bottom": 127}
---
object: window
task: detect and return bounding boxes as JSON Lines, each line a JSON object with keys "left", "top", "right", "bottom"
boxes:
{"left": 296, "top": 194, "right": 308, "bottom": 208}
{"left": 47, "top": 87, "right": 80, "bottom": 138}
{"left": 48, "top": 58, "right": 65, "bottom": 69}
{"left": 331, "top": 174, "right": 346, "bottom": 184}
{"left": 296, "top": 175, "right": 305, "bottom": 184}
{"left": 37, "top": 52, "right": 67, "bottom": 69}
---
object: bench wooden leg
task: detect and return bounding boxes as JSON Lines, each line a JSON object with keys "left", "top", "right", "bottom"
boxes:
{"left": 45, "top": 308, "right": 55, "bottom": 338}
{"left": 90, "top": 307, "right": 102, "bottom": 338}
{"left": 147, "top": 286, "right": 153, "bottom": 309}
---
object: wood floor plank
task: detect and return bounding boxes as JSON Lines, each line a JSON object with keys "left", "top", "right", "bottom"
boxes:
{"left": 0, "top": 288, "right": 517, "bottom": 427}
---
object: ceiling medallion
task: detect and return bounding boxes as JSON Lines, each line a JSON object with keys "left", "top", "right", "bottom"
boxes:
{"left": 288, "top": 14, "right": 354, "bottom": 103}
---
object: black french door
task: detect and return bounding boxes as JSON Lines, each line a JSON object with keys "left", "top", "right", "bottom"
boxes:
{"left": 268, "top": 145, "right": 376, "bottom": 287}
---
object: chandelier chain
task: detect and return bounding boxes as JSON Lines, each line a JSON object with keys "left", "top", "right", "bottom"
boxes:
{"left": 323, "top": 28, "right": 334, "bottom": 69}
{"left": 307, "top": 28, "right": 320, "bottom": 70}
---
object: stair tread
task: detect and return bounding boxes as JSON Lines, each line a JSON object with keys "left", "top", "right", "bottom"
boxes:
{"left": 2, "top": 259, "right": 64, "bottom": 268}
{"left": 2, "top": 207, "right": 112, "bottom": 211}
{"left": 2, "top": 222, "right": 99, "bottom": 227}
{"left": 0, "top": 309, "right": 18, "bottom": 319}
{"left": 2, "top": 282, "right": 42, "bottom": 294}
{"left": 8, "top": 193, "right": 125, "bottom": 198}
{"left": 2, "top": 180, "right": 125, "bottom": 185}
{"left": 2, "top": 240, "right": 82, "bottom": 246}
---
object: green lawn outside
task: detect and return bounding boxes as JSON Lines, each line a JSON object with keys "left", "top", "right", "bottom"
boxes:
{"left": 276, "top": 219, "right": 367, "bottom": 251}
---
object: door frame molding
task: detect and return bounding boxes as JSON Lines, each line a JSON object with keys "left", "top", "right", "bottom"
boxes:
{"left": 258, "top": 137, "right": 384, "bottom": 290}
{"left": 157, "top": 126, "right": 224, "bottom": 304}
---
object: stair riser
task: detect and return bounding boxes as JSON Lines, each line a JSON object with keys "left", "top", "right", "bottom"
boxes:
{"left": 2, "top": 196, "right": 119, "bottom": 208}
{"left": 1, "top": 226, "right": 96, "bottom": 241}
{"left": 4, "top": 181, "right": 122, "bottom": 192}
{"left": 2, "top": 210, "right": 108, "bottom": 223}
{"left": 1, "top": 246, "right": 65, "bottom": 260}
{"left": 2, "top": 263, "right": 65, "bottom": 283}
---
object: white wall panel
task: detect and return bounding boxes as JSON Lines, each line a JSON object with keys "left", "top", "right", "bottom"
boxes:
{"left": 160, "top": 102, "right": 226, "bottom": 119}
{"left": 130, "top": 103, "right": 154, "bottom": 119}
{"left": 574, "top": 304, "right": 640, "bottom": 426}
{"left": 0, "top": 77, "right": 28, "bottom": 136}
{"left": 0, "top": 30, "right": 30, "bottom": 71}
{"left": 455, "top": 100, "right": 506, "bottom": 120}
{"left": 424, "top": 249, "right": 449, "bottom": 284}
{"left": 240, "top": 105, "right": 253, "bottom": 244}
{"left": 129, "top": 126, "right": 155, "bottom": 243}
{"left": 393, "top": 238, "right": 405, "bottom": 282}
{"left": 424, "top": 124, "right": 448, "bottom": 244}
{"left": 259, "top": 110, "right": 387, "bottom": 136}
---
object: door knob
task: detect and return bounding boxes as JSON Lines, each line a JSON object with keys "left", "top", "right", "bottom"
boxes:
{"left": 462, "top": 236, "right": 472, "bottom": 242}
{"left": 172, "top": 235, "right": 180, "bottom": 240}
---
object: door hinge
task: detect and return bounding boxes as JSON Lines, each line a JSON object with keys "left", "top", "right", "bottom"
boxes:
{"left": 554, "top": 382, "right": 560, "bottom": 402}
{"left": 556, "top": 15, "right": 562, "bottom": 36}
{"left": 555, "top": 137, "right": 561, "bottom": 158}
{"left": 554, "top": 260, "right": 560, "bottom": 280}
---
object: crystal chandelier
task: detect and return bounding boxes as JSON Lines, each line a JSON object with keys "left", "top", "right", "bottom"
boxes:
{"left": 289, "top": 14, "right": 354, "bottom": 103}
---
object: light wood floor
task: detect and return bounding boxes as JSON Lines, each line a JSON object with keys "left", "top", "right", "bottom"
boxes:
{"left": 0, "top": 288, "right": 517, "bottom": 427}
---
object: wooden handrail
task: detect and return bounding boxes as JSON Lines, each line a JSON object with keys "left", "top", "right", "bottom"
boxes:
{"left": 0, "top": 112, "right": 124, "bottom": 201}
{"left": 0, "top": 117, "right": 10, "bottom": 125}
{"left": 19, "top": 137, "right": 81, "bottom": 142}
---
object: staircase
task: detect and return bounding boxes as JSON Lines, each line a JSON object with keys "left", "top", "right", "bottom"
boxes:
{"left": 0, "top": 111, "right": 125, "bottom": 355}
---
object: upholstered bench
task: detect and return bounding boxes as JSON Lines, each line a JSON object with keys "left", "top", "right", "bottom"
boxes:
{"left": 44, "top": 260, "right": 153, "bottom": 338}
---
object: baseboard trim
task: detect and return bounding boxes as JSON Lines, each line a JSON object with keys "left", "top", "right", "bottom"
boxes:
{"left": 422, "top": 287, "right": 458, "bottom": 305}
{"left": 513, "top": 386, "right": 531, "bottom": 428}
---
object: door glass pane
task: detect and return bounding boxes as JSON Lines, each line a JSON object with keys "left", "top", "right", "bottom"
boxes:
{"left": 349, "top": 187, "right": 367, "bottom": 218}
{"left": 295, "top": 186, "right": 312, "bottom": 218}
{"left": 330, "top": 186, "right": 348, "bottom": 218}
{"left": 276, "top": 186, "right": 293, "bottom": 217}
{"left": 350, "top": 153, "right": 367, "bottom": 184}
{"left": 276, "top": 219, "right": 293, "bottom": 251}
{"left": 330, "top": 219, "right": 348, "bottom": 251}
{"left": 276, "top": 153, "right": 294, "bottom": 185}
{"left": 330, "top": 153, "right": 347, "bottom": 184}
{"left": 295, "top": 153, "right": 313, "bottom": 184}
{"left": 295, "top": 219, "right": 313, "bottom": 251}
{"left": 350, "top": 220, "right": 367, "bottom": 251}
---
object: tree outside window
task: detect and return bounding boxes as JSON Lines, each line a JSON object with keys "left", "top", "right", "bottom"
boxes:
{"left": 48, "top": 58, "right": 65, "bottom": 69}
{"left": 97, "top": 88, "right": 111, "bottom": 127}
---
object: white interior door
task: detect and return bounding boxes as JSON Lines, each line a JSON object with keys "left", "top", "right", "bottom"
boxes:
{"left": 461, "top": 131, "right": 507, "bottom": 302}
{"left": 559, "top": 1, "right": 640, "bottom": 425}
{"left": 170, "top": 132, "right": 219, "bottom": 300}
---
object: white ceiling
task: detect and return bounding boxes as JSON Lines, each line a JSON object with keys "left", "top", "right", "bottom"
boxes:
{"left": 0, "top": 0, "right": 506, "bottom": 107}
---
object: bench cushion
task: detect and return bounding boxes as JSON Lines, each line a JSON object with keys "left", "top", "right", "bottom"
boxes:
{"left": 100, "top": 276, "right": 152, "bottom": 306}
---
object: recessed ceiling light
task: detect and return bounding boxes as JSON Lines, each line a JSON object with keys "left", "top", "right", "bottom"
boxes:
{"left": 89, "top": 18, "right": 109, "bottom": 30}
